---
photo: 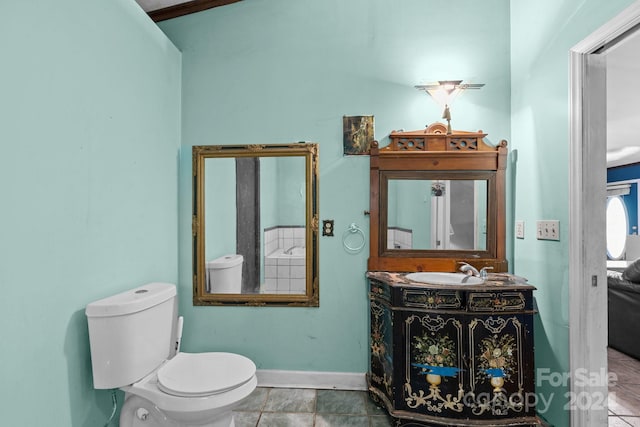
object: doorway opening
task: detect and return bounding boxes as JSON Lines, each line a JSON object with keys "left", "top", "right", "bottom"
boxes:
{"left": 569, "top": 2, "right": 640, "bottom": 426}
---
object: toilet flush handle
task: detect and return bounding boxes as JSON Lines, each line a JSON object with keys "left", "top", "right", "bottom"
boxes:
{"left": 175, "top": 316, "right": 184, "bottom": 354}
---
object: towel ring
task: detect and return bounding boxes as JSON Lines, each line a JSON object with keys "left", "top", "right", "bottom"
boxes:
{"left": 343, "top": 223, "right": 366, "bottom": 252}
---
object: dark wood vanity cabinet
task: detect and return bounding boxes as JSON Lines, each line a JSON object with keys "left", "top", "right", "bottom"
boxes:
{"left": 367, "top": 272, "right": 541, "bottom": 426}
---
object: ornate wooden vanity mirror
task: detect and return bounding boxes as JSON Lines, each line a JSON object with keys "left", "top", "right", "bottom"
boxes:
{"left": 368, "top": 122, "right": 508, "bottom": 272}
{"left": 193, "top": 143, "right": 319, "bottom": 306}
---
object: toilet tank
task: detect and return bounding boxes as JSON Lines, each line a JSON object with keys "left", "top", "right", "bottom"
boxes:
{"left": 207, "top": 254, "right": 243, "bottom": 293}
{"left": 85, "top": 282, "right": 177, "bottom": 389}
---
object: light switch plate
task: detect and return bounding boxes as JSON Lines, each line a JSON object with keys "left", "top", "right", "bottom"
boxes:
{"left": 536, "top": 220, "right": 560, "bottom": 241}
{"left": 515, "top": 220, "right": 525, "bottom": 239}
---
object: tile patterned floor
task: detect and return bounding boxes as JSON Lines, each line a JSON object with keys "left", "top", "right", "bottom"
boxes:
{"left": 232, "top": 387, "right": 394, "bottom": 427}
{"left": 609, "top": 347, "right": 640, "bottom": 426}
{"left": 231, "top": 354, "right": 640, "bottom": 427}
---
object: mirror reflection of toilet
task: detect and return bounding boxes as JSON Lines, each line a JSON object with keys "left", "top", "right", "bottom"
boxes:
{"left": 85, "top": 282, "right": 256, "bottom": 427}
{"left": 206, "top": 254, "right": 243, "bottom": 293}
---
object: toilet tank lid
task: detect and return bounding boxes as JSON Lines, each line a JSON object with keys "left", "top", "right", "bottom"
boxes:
{"left": 207, "top": 254, "right": 243, "bottom": 269}
{"left": 85, "top": 282, "right": 176, "bottom": 318}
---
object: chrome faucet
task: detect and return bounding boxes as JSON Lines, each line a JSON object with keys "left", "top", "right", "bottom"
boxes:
{"left": 458, "top": 262, "right": 479, "bottom": 277}
{"left": 284, "top": 246, "right": 296, "bottom": 255}
{"left": 458, "top": 262, "right": 493, "bottom": 280}
{"left": 479, "top": 266, "right": 494, "bottom": 280}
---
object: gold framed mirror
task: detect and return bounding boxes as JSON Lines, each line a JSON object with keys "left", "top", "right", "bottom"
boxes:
{"left": 192, "top": 143, "right": 319, "bottom": 306}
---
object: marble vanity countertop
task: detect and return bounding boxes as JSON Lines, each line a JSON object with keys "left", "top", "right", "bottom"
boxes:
{"left": 366, "top": 270, "right": 536, "bottom": 291}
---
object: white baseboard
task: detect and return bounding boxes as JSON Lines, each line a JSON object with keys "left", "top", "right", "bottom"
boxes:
{"left": 256, "top": 369, "right": 367, "bottom": 391}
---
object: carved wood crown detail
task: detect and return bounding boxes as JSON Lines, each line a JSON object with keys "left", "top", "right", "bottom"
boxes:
{"left": 375, "top": 122, "right": 502, "bottom": 154}
{"left": 426, "top": 122, "right": 448, "bottom": 134}
{"left": 449, "top": 138, "right": 478, "bottom": 151}
{"left": 396, "top": 138, "right": 425, "bottom": 151}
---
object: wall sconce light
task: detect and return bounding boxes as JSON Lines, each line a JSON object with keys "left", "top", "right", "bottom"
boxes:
{"left": 414, "top": 80, "right": 484, "bottom": 134}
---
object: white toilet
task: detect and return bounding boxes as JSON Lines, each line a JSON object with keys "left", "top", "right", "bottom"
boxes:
{"left": 85, "top": 282, "right": 256, "bottom": 427}
{"left": 207, "top": 254, "right": 243, "bottom": 293}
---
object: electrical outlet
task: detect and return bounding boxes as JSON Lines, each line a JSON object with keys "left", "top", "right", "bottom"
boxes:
{"left": 536, "top": 220, "right": 560, "bottom": 241}
{"left": 515, "top": 220, "right": 525, "bottom": 239}
{"left": 322, "top": 219, "right": 334, "bottom": 237}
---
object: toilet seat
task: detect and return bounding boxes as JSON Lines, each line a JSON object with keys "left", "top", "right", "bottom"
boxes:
{"left": 157, "top": 352, "right": 256, "bottom": 398}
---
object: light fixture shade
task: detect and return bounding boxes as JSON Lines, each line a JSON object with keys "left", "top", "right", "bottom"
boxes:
{"left": 415, "top": 80, "right": 484, "bottom": 108}
{"left": 425, "top": 80, "right": 463, "bottom": 108}
{"left": 414, "top": 80, "right": 484, "bottom": 133}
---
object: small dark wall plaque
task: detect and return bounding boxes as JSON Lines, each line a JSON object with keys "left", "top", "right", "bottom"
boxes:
{"left": 343, "top": 115, "right": 374, "bottom": 155}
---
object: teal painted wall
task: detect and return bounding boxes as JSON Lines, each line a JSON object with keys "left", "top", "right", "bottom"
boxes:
{"left": 205, "top": 157, "right": 236, "bottom": 260}
{"left": 510, "top": 0, "right": 635, "bottom": 424}
{"left": 0, "top": 0, "right": 181, "bottom": 425}
{"left": 393, "top": 179, "right": 433, "bottom": 247}
{"left": 276, "top": 156, "right": 306, "bottom": 226}
{"left": 161, "top": 0, "right": 511, "bottom": 374}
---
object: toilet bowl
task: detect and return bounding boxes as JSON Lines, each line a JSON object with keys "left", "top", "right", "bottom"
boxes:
{"left": 120, "top": 353, "right": 257, "bottom": 427}
{"left": 86, "top": 283, "right": 257, "bottom": 427}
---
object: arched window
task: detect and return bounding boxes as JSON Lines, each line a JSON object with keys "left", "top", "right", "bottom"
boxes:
{"left": 606, "top": 196, "right": 629, "bottom": 260}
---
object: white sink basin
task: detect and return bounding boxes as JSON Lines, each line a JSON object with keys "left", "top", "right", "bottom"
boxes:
{"left": 405, "top": 272, "right": 484, "bottom": 285}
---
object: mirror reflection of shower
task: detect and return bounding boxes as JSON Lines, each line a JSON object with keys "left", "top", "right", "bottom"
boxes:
{"left": 263, "top": 226, "right": 305, "bottom": 294}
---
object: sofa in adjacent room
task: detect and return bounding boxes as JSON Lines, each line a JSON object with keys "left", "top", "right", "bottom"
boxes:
{"left": 608, "top": 260, "right": 640, "bottom": 361}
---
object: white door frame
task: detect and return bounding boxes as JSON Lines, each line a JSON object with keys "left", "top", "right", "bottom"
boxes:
{"left": 569, "top": 2, "right": 640, "bottom": 426}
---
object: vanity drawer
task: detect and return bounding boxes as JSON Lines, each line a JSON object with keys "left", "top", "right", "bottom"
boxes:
{"left": 370, "top": 279, "right": 392, "bottom": 303}
{"left": 467, "top": 291, "right": 531, "bottom": 312}
{"left": 401, "top": 289, "right": 462, "bottom": 310}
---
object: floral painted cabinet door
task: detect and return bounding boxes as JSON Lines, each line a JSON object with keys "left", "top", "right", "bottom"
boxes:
{"left": 467, "top": 314, "right": 536, "bottom": 419}
{"left": 403, "top": 312, "right": 466, "bottom": 416}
